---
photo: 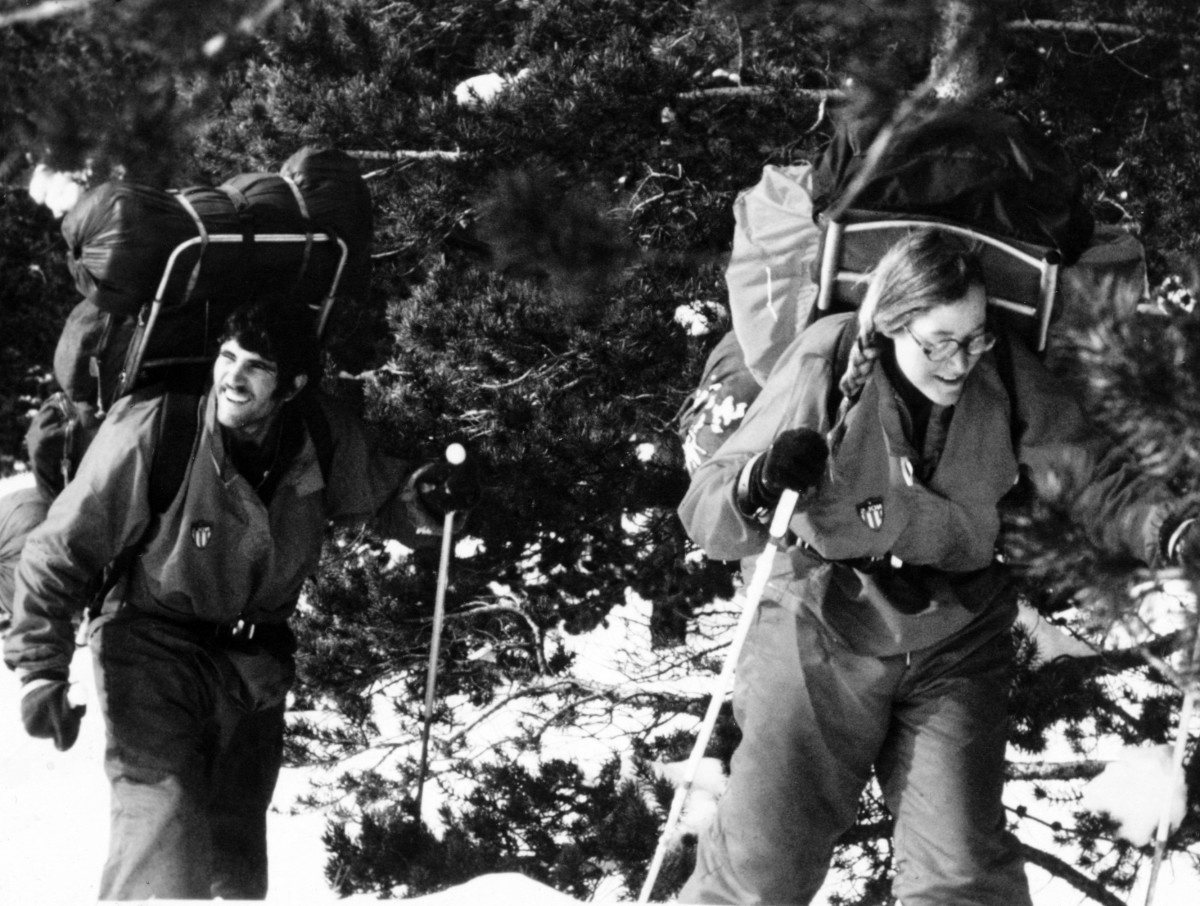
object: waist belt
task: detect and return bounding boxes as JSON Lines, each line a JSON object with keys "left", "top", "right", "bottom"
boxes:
{"left": 798, "top": 540, "right": 896, "bottom": 573}
{"left": 185, "top": 617, "right": 291, "bottom": 647}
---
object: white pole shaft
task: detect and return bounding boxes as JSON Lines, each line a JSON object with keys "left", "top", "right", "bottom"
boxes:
{"left": 637, "top": 489, "right": 799, "bottom": 904}
{"left": 1143, "top": 609, "right": 1200, "bottom": 906}
{"left": 414, "top": 454, "right": 461, "bottom": 822}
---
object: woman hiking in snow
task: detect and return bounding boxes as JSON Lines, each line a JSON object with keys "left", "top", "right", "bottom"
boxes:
{"left": 676, "top": 228, "right": 1199, "bottom": 905}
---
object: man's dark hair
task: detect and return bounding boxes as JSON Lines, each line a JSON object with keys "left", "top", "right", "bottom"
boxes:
{"left": 218, "top": 299, "right": 322, "bottom": 395}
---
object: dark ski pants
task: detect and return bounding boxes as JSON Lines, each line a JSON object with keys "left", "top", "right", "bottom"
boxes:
{"left": 679, "top": 598, "right": 1033, "bottom": 906}
{"left": 90, "top": 613, "right": 289, "bottom": 901}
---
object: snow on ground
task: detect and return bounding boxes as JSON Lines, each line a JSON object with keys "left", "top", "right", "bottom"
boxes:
{"left": 2, "top": 472, "right": 1199, "bottom": 902}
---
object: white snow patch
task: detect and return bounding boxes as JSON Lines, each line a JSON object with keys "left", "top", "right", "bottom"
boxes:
{"left": 454, "top": 69, "right": 531, "bottom": 108}
{"left": 28, "top": 164, "right": 86, "bottom": 218}
{"left": 1080, "top": 744, "right": 1188, "bottom": 846}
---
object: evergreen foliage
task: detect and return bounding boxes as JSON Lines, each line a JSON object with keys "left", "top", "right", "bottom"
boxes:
{"left": 3, "top": 1, "right": 1200, "bottom": 902}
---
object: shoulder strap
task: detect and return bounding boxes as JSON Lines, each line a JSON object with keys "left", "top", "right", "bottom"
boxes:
{"left": 85, "top": 392, "right": 201, "bottom": 623}
{"left": 295, "top": 389, "right": 334, "bottom": 481}
{"left": 149, "top": 391, "right": 203, "bottom": 514}
{"left": 824, "top": 315, "right": 860, "bottom": 422}
{"left": 991, "top": 332, "right": 1024, "bottom": 454}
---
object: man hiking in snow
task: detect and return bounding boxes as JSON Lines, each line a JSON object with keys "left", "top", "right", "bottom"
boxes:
{"left": 4, "top": 299, "right": 480, "bottom": 901}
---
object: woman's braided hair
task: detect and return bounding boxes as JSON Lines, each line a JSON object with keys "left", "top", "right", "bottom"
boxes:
{"left": 826, "top": 228, "right": 985, "bottom": 453}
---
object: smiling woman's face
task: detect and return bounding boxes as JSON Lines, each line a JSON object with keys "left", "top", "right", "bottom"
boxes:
{"left": 890, "top": 284, "right": 989, "bottom": 406}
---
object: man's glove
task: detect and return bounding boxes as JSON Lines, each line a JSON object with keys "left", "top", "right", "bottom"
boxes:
{"left": 417, "top": 446, "right": 482, "bottom": 517}
{"left": 20, "top": 671, "right": 85, "bottom": 752}
{"left": 737, "top": 427, "right": 828, "bottom": 517}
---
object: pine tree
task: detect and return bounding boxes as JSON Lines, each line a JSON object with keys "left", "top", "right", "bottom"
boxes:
{"left": 3, "top": 2, "right": 1200, "bottom": 903}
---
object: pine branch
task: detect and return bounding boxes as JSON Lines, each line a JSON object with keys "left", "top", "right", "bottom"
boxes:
{"left": 1018, "top": 842, "right": 1126, "bottom": 906}
{"left": 0, "top": 0, "right": 94, "bottom": 28}
{"left": 346, "top": 149, "right": 468, "bottom": 162}
{"left": 448, "top": 601, "right": 547, "bottom": 674}
{"left": 1006, "top": 760, "right": 1107, "bottom": 782}
{"left": 674, "top": 86, "right": 840, "bottom": 103}
{"left": 1005, "top": 19, "right": 1149, "bottom": 40}
{"left": 1035, "top": 628, "right": 1191, "bottom": 673}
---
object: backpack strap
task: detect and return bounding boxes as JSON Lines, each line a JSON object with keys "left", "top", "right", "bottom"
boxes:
{"left": 86, "top": 391, "right": 201, "bottom": 623}
{"left": 991, "top": 332, "right": 1025, "bottom": 453}
{"left": 148, "top": 391, "right": 203, "bottom": 513}
{"left": 294, "top": 389, "right": 334, "bottom": 481}
{"left": 824, "top": 314, "right": 860, "bottom": 423}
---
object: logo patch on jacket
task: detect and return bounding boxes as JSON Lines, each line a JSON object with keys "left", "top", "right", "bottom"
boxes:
{"left": 857, "top": 497, "right": 884, "bottom": 531}
{"left": 190, "top": 521, "right": 213, "bottom": 549}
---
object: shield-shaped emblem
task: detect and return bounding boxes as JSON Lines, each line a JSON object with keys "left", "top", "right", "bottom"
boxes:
{"left": 191, "top": 520, "right": 213, "bottom": 549}
{"left": 857, "top": 497, "right": 884, "bottom": 531}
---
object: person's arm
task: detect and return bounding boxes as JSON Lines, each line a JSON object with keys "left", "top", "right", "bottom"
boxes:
{"left": 1009, "top": 340, "right": 1180, "bottom": 566}
{"left": 679, "top": 333, "right": 836, "bottom": 561}
{"left": 316, "top": 398, "right": 477, "bottom": 546}
{"left": 3, "top": 398, "right": 156, "bottom": 678}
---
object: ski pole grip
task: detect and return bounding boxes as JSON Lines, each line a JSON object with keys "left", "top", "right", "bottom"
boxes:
{"left": 434, "top": 442, "right": 479, "bottom": 514}
{"left": 768, "top": 488, "right": 799, "bottom": 541}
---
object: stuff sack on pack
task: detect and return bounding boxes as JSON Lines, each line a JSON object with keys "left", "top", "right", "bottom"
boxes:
{"left": 726, "top": 107, "right": 1149, "bottom": 385}
{"left": 55, "top": 147, "right": 371, "bottom": 410}
{"left": 811, "top": 104, "right": 1096, "bottom": 262}
{"left": 62, "top": 146, "right": 371, "bottom": 317}
{"left": 677, "top": 330, "right": 763, "bottom": 475}
{"left": 24, "top": 392, "right": 103, "bottom": 501}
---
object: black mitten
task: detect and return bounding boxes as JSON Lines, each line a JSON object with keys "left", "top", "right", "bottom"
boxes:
{"left": 417, "top": 449, "right": 482, "bottom": 517}
{"left": 20, "top": 671, "right": 86, "bottom": 752}
{"left": 740, "top": 427, "right": 828, "bottom": 516}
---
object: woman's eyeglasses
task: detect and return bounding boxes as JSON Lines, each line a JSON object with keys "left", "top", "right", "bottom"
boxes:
{"left": 903, "top": 325, "right": 997, "bottom": 362}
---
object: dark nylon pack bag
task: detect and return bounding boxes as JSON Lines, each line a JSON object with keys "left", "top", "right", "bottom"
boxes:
{"left": 57, "top": 146, "right": 371, "bottom": 412}
{"left": 810, "top": 104, "right": 1095, "bottom": 263}
{"left": 678, "top": 106, "right": 1149, "bottom": 471}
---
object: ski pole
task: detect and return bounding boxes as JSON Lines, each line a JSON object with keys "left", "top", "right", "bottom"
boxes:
{"left": 1142, "top": 605, "right": 1200, "bottom": 906}
{"left": 414, "top": 442, "right": 467, "bottom": 825}
{"left": 638, "top": 487, "right": 800, "bottom": 904}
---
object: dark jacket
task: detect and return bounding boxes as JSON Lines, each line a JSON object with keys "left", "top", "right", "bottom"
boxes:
{"left": 5, "top": 389, "right": 445, "bottom": 676}
{"left": 680, "top": 313, "right": 1174, "bottom": 654}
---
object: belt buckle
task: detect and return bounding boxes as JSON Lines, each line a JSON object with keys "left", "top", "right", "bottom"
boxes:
{"left": 231, "top": 618, "right": 256, "bottom": 641}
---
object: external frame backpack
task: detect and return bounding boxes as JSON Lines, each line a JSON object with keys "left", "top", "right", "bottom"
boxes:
{"left": 678, "top": 105, "right": 1150, "bottom": 473}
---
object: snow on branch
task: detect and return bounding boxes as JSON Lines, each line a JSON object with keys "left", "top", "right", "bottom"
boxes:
{"left": 0, "top": 0, "right": 94, "bottom": 27}
{"left": 674, "top": 86, "right": 841, "bottom": 103}
{"left": 202, "top": 0, "right": 288, "bottom": 57}
{"left": 1006, "top": 760, "right": 1107, "bottom": 782}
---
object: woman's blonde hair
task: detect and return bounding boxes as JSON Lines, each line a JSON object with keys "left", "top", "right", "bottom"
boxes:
{"left": 827, "top": 228, "right": 985, "bottom": 451}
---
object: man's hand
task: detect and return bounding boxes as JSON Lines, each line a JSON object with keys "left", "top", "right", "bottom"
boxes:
{"left": 738, "top": 428, "right": 828, "bottom": 517}
{"left": 20, "top": 671, "right": 86, "bottom": 752}
{"left": 1166, "top": 515, "right": 1200, "bottom": 573}
{"left": 417, "top": 445, "right": 482, "bottom": 517}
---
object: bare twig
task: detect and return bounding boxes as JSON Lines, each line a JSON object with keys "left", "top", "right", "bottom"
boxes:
{"left": 448, "top": 601, "right": 547, "bottom": 674}
{"left": 1019, "top": 842, "right": 1126, "bottom": 906}
{"left": 1006, "top": 19, "right": 1149, "bottom": 40}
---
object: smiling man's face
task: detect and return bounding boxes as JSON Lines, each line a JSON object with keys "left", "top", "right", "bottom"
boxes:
{"left": 212, "top": 338, "right": 296, "bottom": 446}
